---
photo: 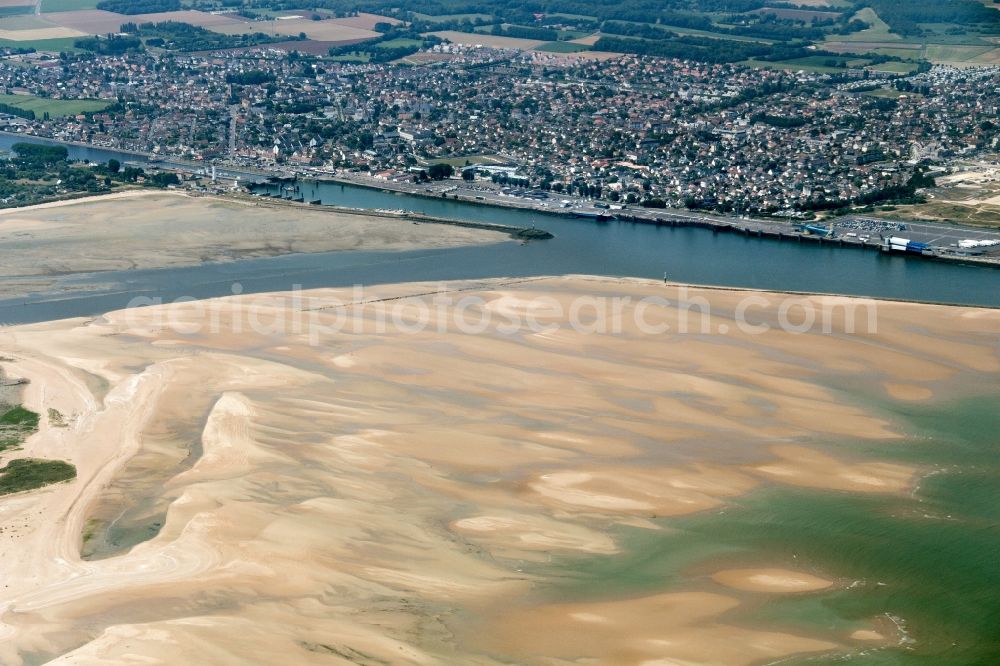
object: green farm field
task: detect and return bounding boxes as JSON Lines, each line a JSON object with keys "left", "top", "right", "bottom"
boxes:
{"left": 39, "top": 0, "right": 100, "bottom": 12}
{"left": 0, "top": 93, "right": 110, "bottom": 117}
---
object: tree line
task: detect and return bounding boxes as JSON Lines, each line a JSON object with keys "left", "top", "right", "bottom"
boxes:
{"left": 593, "top": 33, "right": 778, "bottom": 63}
{"left": 862, "top": 0, "right": 999, "bottom": 36}
{"left": 0, "top": 102, "right": 34, "bottom": 121}
{"left": 96, "top": 0, "right": 180, "bottom": 14}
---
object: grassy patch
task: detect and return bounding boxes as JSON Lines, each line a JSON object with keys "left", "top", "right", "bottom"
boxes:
{"left": 841, "top": 7, "right": 901, "bottom": 42}
{"left": 556, "top": 28, "right": 590, "bottom": 39}
{"left": 923, "top": 44, "right": 995, "bottom": 63}
{"left": 796, "top": 54, "right": 858, "bottom": 65}
{"left": 534, "top": 40, "right": 589, "bottom": 53}
{"left": 760, "top": 54, "right": 870, "bottom": 71}
{"left": 867, "top": 60, "right": 919, "bottom": 73}
{"left": 865, "top": 46, "right": 924, "bottom": 58}
{"left": 40, "top": 0, "right": 100, "bottom": 11}
{"left": 0, "top": 458, "right": 76, "bottom": 495}
{"left": 877, "top": 200, "right": 1000, "bottom": 229}
{"left": 47, "top": 408, "right": 67, "bottom": 428}
{"left": 81, "top": 517, "right": 98, "bottom": 545}
{"left": 0, "top": 93, "right": 110, "bottom": 117}
{"left": 325, "top": 52, "right": 370, "bottom": 62}
{"left": 0, "top": 36, "right": 82, "bottom": 52}
{"left": 0, "top": 405, "right": 39, "bottom": 428}
{"left": 0, "top": 405, "right": 39, "bottom": 452}
{"left": 373, "top": 37, "right": 423, "bottom": 49}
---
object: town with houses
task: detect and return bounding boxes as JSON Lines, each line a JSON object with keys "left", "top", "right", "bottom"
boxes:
{"left": 1, "top": 44, "right": 999, "bottom": 217}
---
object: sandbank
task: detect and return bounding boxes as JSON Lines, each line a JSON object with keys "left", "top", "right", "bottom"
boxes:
{"left": 0, "top": 276, "right": 995, "bottom": 664}
{"left": 0, "top": 191, "right": 506, "bottom": 299}
{"left": 711, "top": 568, "right": 834, "bottom": 593}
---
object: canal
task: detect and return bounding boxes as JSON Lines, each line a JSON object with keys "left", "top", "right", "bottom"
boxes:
{"left": 1, "top": 134, "right": 998, "bottom": 325}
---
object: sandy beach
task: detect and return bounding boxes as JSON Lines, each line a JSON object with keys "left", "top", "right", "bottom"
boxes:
{"left": 0, "top": 191, "right": 507, "bottom": 300}
{"left": 0, "top": 276, "right": 997, "bottom": 664}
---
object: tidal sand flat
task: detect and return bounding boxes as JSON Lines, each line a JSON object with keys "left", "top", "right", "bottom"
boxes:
{"left": 0, "top": 277, "right": 997, "bottom": 664}
{"left": 0, "top": 191, "right": 506, "bottom": 299}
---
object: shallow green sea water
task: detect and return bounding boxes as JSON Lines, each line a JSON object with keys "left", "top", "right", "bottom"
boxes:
{"left": 534, "top": 393, "right": 1000, "bottom": 664}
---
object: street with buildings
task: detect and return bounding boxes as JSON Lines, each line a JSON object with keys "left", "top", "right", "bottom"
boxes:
{"left": 1, "top": 45, "right": 998, "bottom": 215}
{"left": 1, "top": 42, "right": 999, "bottom": 261}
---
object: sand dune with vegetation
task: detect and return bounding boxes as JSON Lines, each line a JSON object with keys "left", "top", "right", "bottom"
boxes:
{"left": 0, "top": 276, "right": 997, "bottom": 664}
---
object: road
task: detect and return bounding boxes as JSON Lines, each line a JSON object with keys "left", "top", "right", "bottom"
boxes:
{"left": 228, "top": 105, "right": 238, "bottom": 155}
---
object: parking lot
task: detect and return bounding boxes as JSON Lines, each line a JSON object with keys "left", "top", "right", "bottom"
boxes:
{"left": 836, "top": 217, "right": 1000, "bottom": 250}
